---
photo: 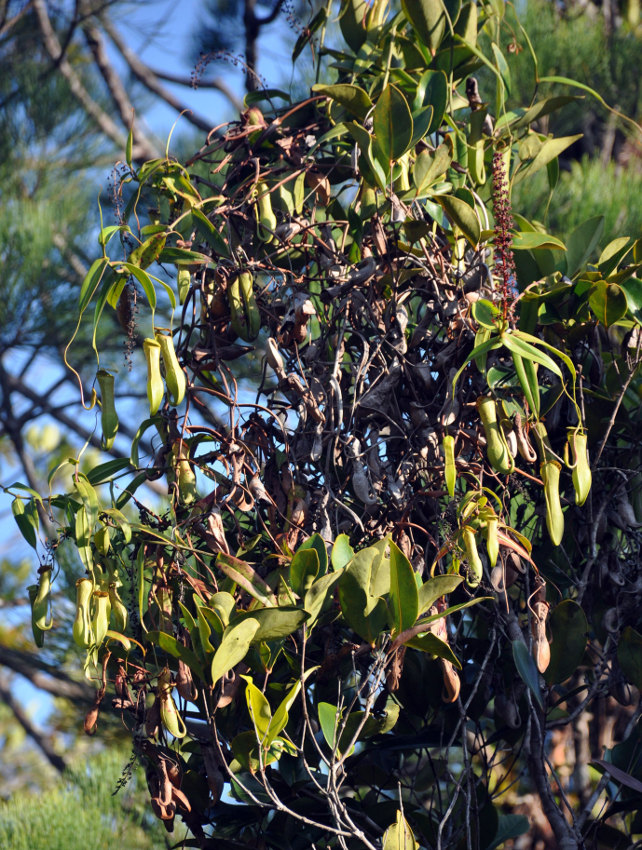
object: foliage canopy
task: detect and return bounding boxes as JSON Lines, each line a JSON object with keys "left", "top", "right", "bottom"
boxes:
{"left": 10, "top": 1, "right": 642, "bottom": 848}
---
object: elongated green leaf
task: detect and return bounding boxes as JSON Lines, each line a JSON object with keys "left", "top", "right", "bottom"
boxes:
{"left": 588, "top": 280, "right": 628, "bottom": 328}
{"left": 231, "top": 607, "right": 307, "bottom": 642}
{"left": 312, "top": 84, "right": 373, "bottom": 120}
{"left": 402, "top": 0, "right": 448, "bottom": 51}
{"left": 412, "top": 144, "right": 451, "bottom": 194}
{"left": 289, "top": 548, "right": 319, "bottom": 596}
{"left": 79, "top": 257, "right": 109, "bottom": 314}
{"left": 146, "top": 631, "right": 205, "bottom": 680}
{"left": 512, "top": 232, "right": 566, "bottom": 252}
{"left": 330, "top": 534, "right": 354, "bottom": 570}
{"left": 158, "top": 245, "right": 214, "bottom": 265}
{"left": 417, "top": 574, "right": 464, "bottom": 615}
{"left": 373, "top": 84, "right": 414, "bottom": 162}
{"left": 512, "top": 639, "right": 543, "bottom": 710}
{"left": 383, "top": 810, "right": 419, "bottom": 850}
{"left": 128, "top": 232, "right": 166, "bottom": 270}
{"left": 266, "top": 668, "right": 317, "bottom": 746}
{"left": 389, "top": 540, "right": 419, "bottom": 634}
{"left": 86, "top": 457, "right": 131, "bottom": 485}
{"left": 12, "top": 497, "right": 39, "bottom": 550}
{"left": 437, "top": 194, "right": 480, "bottom": 246}
{"left": 74, "top": 474, "right": 99, "bottom": 530}
{"left": 513, "top": 134, "right": 583, "bottom": 186}
{"left": 405, "top": 631, "right": 461, "bottom": 667}
{"left": 117, "top": 262, "right": 156, "bottom": 312}
{"left": 297, "top": 533, "right": 328, "bottom": 576}
{"left": 598, "top": 237, "right": 634, "bottom": 277}
{"left": 304, "top": 570, "right": 343, "bottom": 625}
{"left": 211, "top": 618, "right": 260, "bottom": 684}
{"left": 216, "top": 552, "right": 276, "bottom": 607}
{"left": 318, "top": 702, "right": 341, "bottom": 751}
{"left": 243, "top": 676, "right": 272, "bottom": 739}
{"left": 500, "top": 333, "right": 562, "bottom": 378}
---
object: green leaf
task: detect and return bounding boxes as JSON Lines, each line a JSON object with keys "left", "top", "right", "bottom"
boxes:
{"left": 311, "top": 84, "right": 373, "bottom": 120}
{"left": 563, "top": 216, "right": 605, "bottom": 278}
{"left": 402, "top": 0, "right": 448, "bottom": 52}
{"left": 297, "top": 533, "right": 328, "bottom": 576}
{"left": 266, "top": 669, "right": 316, "bottom": 746}
{"left": 338, "top": 0, "right": 367, "bottom": 52}
{"left": 545, "top": 600, "right": 588, "bottom": 685}
{"left": 500, "top": 332, "right": 563, "bottom": 379}
{"left": 405, "top": 631, "right": 461, "bottom": 668}
{"left": 373, "top": 84, "right": 414, "bottom": 162}
{"left": 412, "top": 144, "right": 451, "bottom": 194}
{"left": 79, "top": 257, "right": 110, "bottom": 314}
{"left": 128, "top": 232, "right": 166, "bottom": 270}
{"left": 211, "top": 618, "right": 260, "bottom": 684}
{"left": 617, "top": 626, "right": 642, "bottom": 690}
{"left": 318, "top": 702, "right": 341, "bottom": 751}
{"left": 332, "top": 534, "right": 354, "bottom": 570}
{"left": 513, "top": 134, "right": 583, "bottom": 185}
{"left": 598, "top": 237, "right": 634, "bottom": 277}
{"left": 190, "top": 209, "right": 230, "bottom": 258}
{"left": 243, "top": 677, "right": 272, "bottom": 739}
{"left": 304, "top": 570, "right": 343, "bottom": 626}
{"left": 588, "top": 280, "right": 628, "bottom": 327}
{"left": 231, "top": 607, "right": 307, "bottom": 643}
{"left": 504, "top": 96, "right": 580, "bottom": 133}
{"left": 11, "top": 497, "right": 39, "bottom": 550}
{"left": 512, "top": 640, "right": 543, "bottom": 710}
{"left": 417, "top": 575, "right": 463, "bottom": 615}
{"left": 382, "top": 810, "right": 419, "bottom": 850}
{"left": 487, "top": 814, "right": 530, "bottom": 850}
{"left": 620, "top": 277, "right": 642, "bottom": 319}
{"left": 418, "top": 70, "right": 448, "bottom": 134}
{"left": 512, "top": 232, "right": 566, "bottom": 252}
{"left": 436, "top": 194, "right": 480, "bottom": 246}
{"left": 388, "top": 540, "right": 419, "bottom": 634}
{"left": 146, "top": 631, "right": 205, "bottom": 680}
{"left": 118, "top": 262, "right": 156, "bottom": 312}
{"left": 289, "top": 548, "right": 319, "bottom": 596}
{"left": 491, "top": 42, "right": 511, "bottom": 95}
{"left": 85, "top": 457, "right": 131, "bottom": 485}
{"left": 471, "top": 298, "right": 501, "bottom": 330}
{"left": 74, "top": 474, "right": 99, "bottom": 530}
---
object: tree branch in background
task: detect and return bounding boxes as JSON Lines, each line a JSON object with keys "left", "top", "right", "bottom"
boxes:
{"left": 0, "top": 672, "right": 68, "bottom": 773}
{"left": 0, "top": 646, "right": 93, "bottom": 704}
{"left": 148, "top": 67, "right": 243, "bottom": 113}
{"left": 79, "top": 0, "right": 157, "bottom": 156}
{"left": 32, "top": 0, "right": 157, "bottom": 160}
{"left": 100, "top": 12, "right": 215, "bottom": 133}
